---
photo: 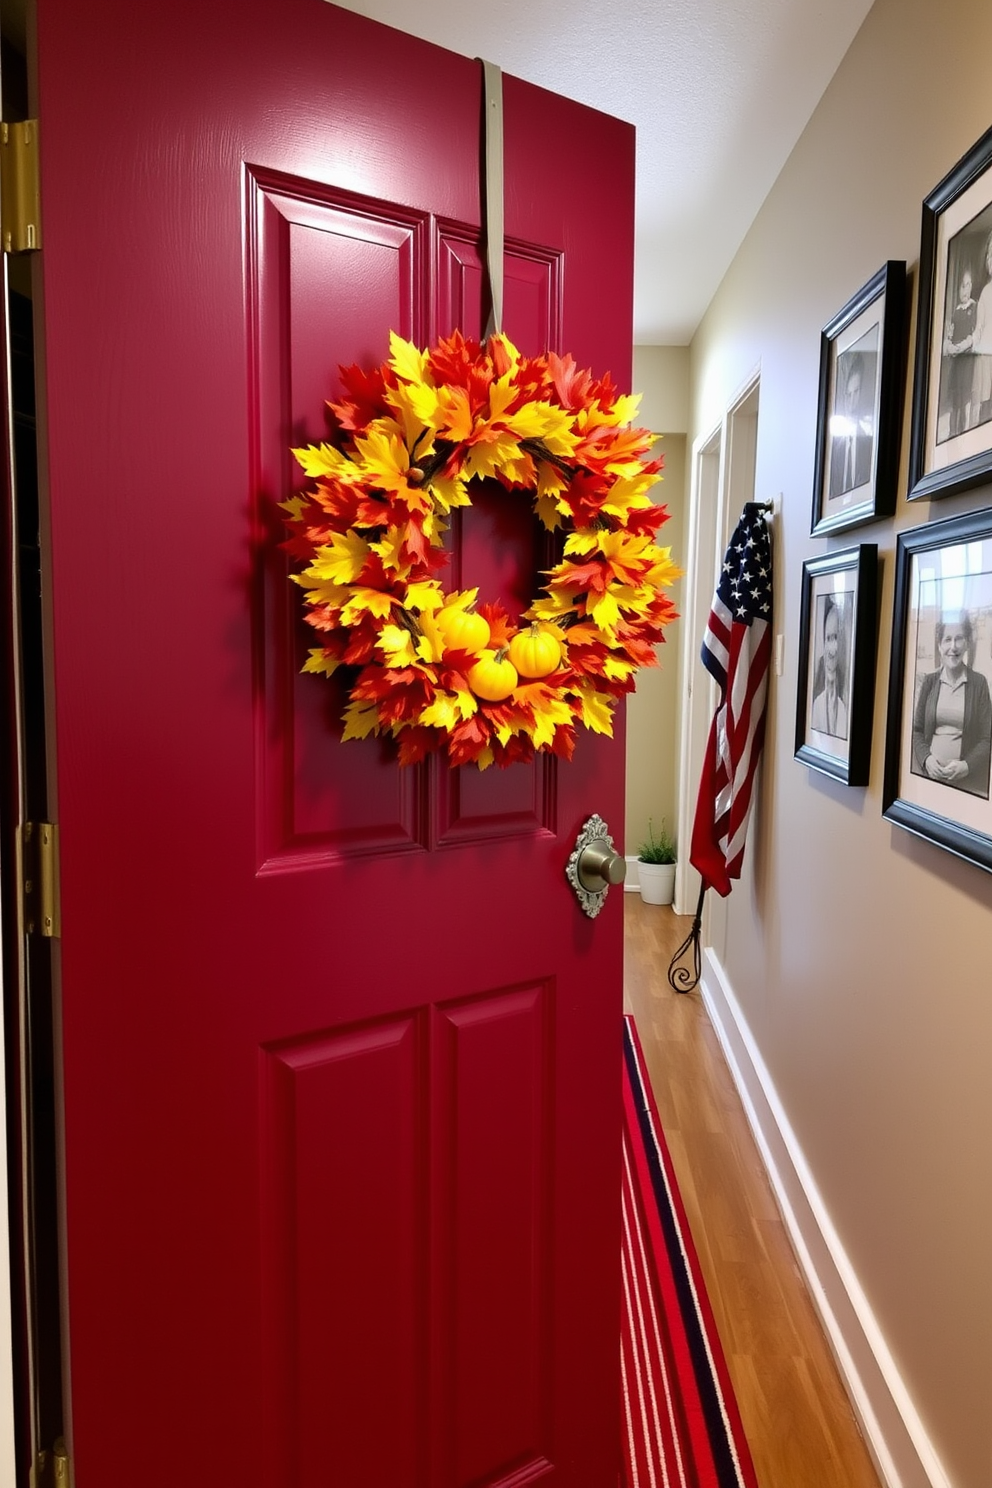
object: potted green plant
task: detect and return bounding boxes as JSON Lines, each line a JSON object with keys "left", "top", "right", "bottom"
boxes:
{"left": 636, "top": 819, "right": 677, "bottom": 905}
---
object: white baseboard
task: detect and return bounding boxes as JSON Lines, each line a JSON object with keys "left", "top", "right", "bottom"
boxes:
{"left": 624, "top": 855, "right": 640, "bottom": 891}
{"left": 699, "top": 947, "right": 953, "bottom": 1488}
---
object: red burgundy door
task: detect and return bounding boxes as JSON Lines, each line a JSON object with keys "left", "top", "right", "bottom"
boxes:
{"left": 33, "top": 1, "right": 633, "bottom": 1482}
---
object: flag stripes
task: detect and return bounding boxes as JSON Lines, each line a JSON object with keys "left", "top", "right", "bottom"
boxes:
{"left": 691, "top": 504, "right": 772, "bottom": 897}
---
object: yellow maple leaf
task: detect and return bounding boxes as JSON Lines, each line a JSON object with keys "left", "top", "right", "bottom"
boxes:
{"left": 449, "top": 677, "right": 478, "bottom": 720}
{"left": 517, "top": 687, "right": 574, "bottom": 750}
{"left": 505, "top": 401, "right": 579, "bottom": 456}
{"left": 606, "top": 392, "right": 642, "bottom": 426}
{"left": 536, "top": 462, "right": 567, "bottom": 497}
{"left": 576, "top": 686, "right": 615, "bottom": 736}
{"left": 386, "top": 379, "right": 440, "bottom": 448}
{"left": 306, "top": 530, "right": 371, "bottom": 585}
{"left": 440, "top": 588, "right": 479, "bottom": 614}
{"left": 564, "top": 529, "right": 600, "bottom": 557}
{"left": 586, "top": 587, "right": 620, "bottom": 632}
{"left": 535, "top": 493, "right": 563, "bottom": 531}
{"left": 354, "top": 422, "right": 413, "bottom": 494}
{"left": 292, "top": 574, "right": 349, "bottom": 607}
{"left": 436, "top": 385, "right": 475, "bottom": 443}
{"left": 600, "top": 472, "right": 662, "bottom": 518}
{"left": 418, "top": 693, "right": 460, "bottom": 732}
{"left": 603, "top": 655, "right": 637, "bottom": 681}
{"left": 281, "top": 494, "right": 310, "bottom": 520}
{"left": 302, "top": 649, "right": 341, "bottom": 678}
{"left": 416, "top": 610, "right": 446, "bottom": 664}
{"left": 429, "top": 473, "right": 471, "bottom": 513}
{"left": 389, "top": 331, "right": 429, "bottom": 386}
{"left": 643, "top": 548, "right": 683, "bottom": 588}
{"left": 529, "top": 587, "right": 579, "bottom": 622}
{"left": 487, "top": 375, "right": 517, "bottom": 422}
{"left": 462, "top": 432, "right": 526, "bottom": 483}
{"left": 610, "top": 582, "right": 653, "bottom": 618}
{"left": 376, "top": 624, "right": 419, "bottom": 668}
{"left": 291, "top": 442, "right": 361, "bottom": 482}
{"left": 341, "top": 699, "right": 381, "bottom": 741}
{"left": 339, "top": 588, "right": 398, "bottom": 624}
{"left": 370, "top": 526, "right": 413, "bottom": 576}
{"left": 405, "top": 580, "right": 445, "bottom": 613}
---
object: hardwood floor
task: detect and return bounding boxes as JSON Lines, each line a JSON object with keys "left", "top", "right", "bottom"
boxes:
{"left": 623, "top": 894, "right": 884, "bottom": 1488}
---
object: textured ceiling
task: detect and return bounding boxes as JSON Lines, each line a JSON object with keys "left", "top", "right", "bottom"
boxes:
{"left": 329, "top": 0, "right": 874, "bottom": 344}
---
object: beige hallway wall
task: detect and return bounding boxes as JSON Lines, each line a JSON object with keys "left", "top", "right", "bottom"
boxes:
{"left": 624, "top": 347, "right": 689, "bottom": 855}
{"left": 688, "top": 0, "right": 992, "bottom": 1484}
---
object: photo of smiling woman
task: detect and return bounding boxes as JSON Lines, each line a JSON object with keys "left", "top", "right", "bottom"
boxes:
{"left": 810, "top": 593, "right": 849, "bottom": 740}
{"left": 911, "top": 609, "right": 992, "bottom": 797}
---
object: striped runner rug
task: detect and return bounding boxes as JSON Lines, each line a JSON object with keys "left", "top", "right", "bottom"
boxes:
{"left": 621, "top": 1014, "right": 759, "bottom": 1488}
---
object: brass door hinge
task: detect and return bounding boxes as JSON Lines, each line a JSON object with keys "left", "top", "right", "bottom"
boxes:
{"left": 21, "top": 821, "right": 61, "bottom": 938}
{"left": 31, "top": 1438, "right": 72, "bottom": 1488}
{"left": 1, "top": 119, "right": 41, "bottom": 253}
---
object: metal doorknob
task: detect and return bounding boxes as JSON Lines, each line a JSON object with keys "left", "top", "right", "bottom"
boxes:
{"left": 577, "top": 841, "right": 627, "bottom": 892}
{"left": 565, "top": 814, "right": 626, "bottom": 918}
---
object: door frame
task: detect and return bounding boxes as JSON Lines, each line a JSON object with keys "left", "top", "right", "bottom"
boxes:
{"left": 675, "top": 370, "right": 761, "bottom": 917}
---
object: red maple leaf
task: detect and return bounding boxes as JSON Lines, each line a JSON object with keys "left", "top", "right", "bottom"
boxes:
{"left": 341, "top": 622, "right": 378, "bottom": 665}
{"left": 329, "top": 363, "right": 389, "bottom": 432}
{"left": 550, "top": 559, "right": 607, "bottom": 593}
{"left": 478, "top": 601, "right": 516, "bottom": 649}
{"left": 447, "top": 714, "right": 491, "bottom": 768}
{"left": 625, "top": 504, "right": 669, "bottom": 537}
{"left": 491, "top": 734, "right": 535, "bottom": 768}
{"left": 397, "top": 727, "right": 436, "bottom": 766}
{"left": 561, "top": 470, "right": 609, "bottom": 526}
{"left": 548, "top": 725, "right": 576, "bottom": 760}
{"left": 548, "top": 351, "right": 596, "bottom": 412}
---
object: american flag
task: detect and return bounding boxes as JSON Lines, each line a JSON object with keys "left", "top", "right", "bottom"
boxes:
{"left": 690, "top": 503, "right": 773, "bottom": 897}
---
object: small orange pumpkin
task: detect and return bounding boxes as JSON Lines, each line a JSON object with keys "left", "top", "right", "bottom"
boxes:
{"left": 435, "top": 606, "right": 491, "bottom": 655}
{"left": 508, "top": 624, "right": 563, "bottom": 679}
{"left": 467, "top": 649, "right": 518, "bottom": 701}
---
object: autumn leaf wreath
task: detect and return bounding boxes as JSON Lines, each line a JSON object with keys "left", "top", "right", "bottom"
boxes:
{"left": 283, "top": 330, "right": 680, "bottom": 769}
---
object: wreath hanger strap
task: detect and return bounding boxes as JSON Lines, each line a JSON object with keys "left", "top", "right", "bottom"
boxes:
{"left": 479, "top": 58, "right": 504, "bottom": 339}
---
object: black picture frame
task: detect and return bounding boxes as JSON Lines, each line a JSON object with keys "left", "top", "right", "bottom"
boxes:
{"left": 883, "top": 508, "right": 992, "bottom": 871}
{"left": 795, "top": 545, "right": 878, "bottom": 785}
{"left": 811, "top": 262, "right": 905, "bottom": 536}
{"left": 908, "top": 123, "right": 992, "bottom": 501}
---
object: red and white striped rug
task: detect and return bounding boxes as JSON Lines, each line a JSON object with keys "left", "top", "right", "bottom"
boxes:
{"left": 621, "top": 1015, "right": 759, "bottom": 1488}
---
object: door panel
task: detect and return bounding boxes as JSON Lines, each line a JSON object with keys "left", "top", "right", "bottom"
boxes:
{"left": 33, "top": 1, "right": 634, "bottom": 1482}
{"left": 437, "top": 983, "right": 554, "bottom": 1487}
{"left": 249, "top": 169, "right": 430, "bottom": 868}
{"left": 261, "top": 1014, "right": 424, "bottom": 1487}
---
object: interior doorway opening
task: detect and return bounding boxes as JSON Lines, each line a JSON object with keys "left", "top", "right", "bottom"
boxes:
{"left": 674, "top": 375, "right": 760, "bottom": 920}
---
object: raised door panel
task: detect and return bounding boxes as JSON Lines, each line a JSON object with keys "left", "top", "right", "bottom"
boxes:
{"left": 260, "top": 1015, "right": 425, "bottom": 1486}
{"left": 248, "top": 169, "right": 431, "bottom": 869}
{"left": 434, "top": 984, "right": 555, "bottom": 1487}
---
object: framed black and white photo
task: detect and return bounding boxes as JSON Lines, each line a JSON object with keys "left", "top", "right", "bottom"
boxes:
{"left": 883, "top": 510, "right": 992, "bottom": 870}
{"left": 811, "top": 262, "right": 905, "bottom": 536}
{"left": 908, "top": 124, "right": 992, "bottom": 501}
{"left": 796, "top": 545, "right": 878, "bottom": 785}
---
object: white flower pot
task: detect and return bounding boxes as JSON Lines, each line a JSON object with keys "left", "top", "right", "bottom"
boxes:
{"left": 637, "top": 860, "right": 676, "bottom": 906}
